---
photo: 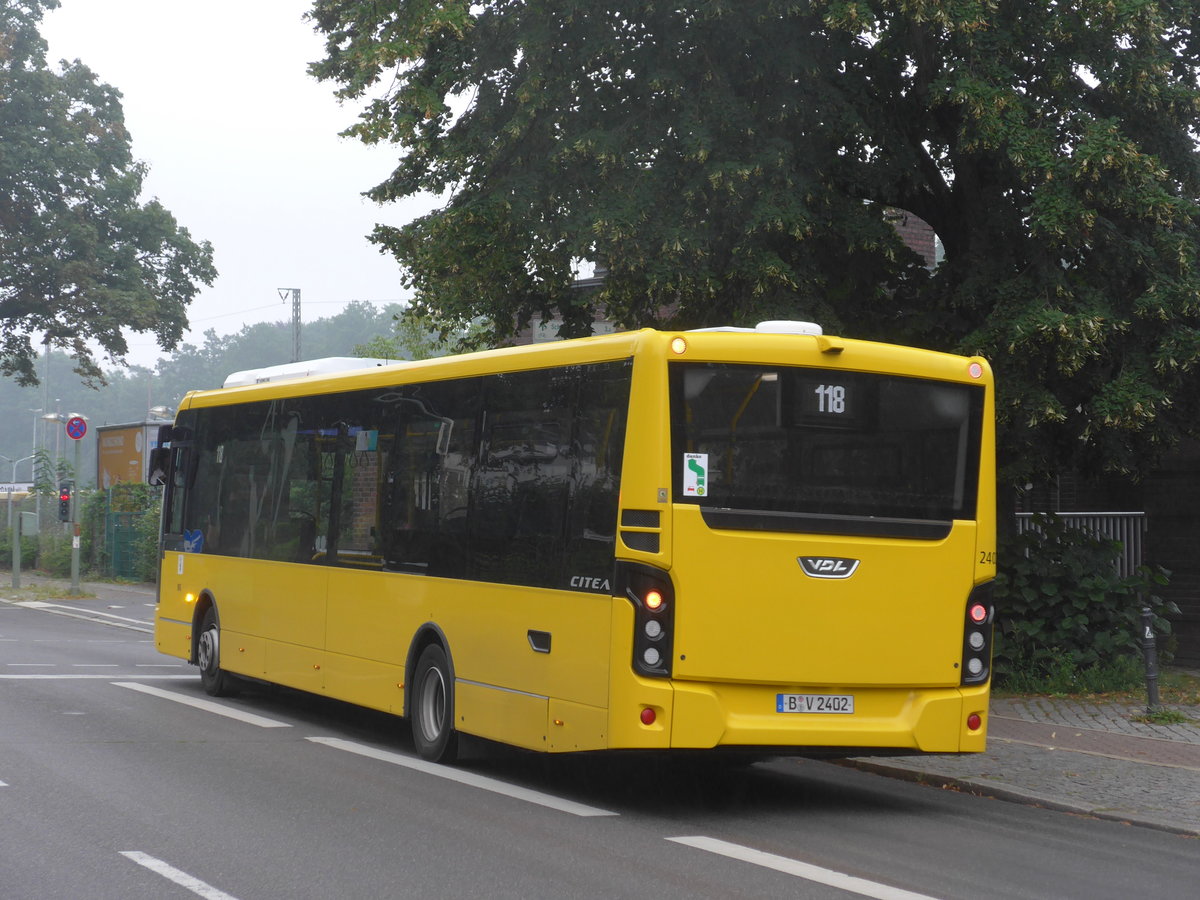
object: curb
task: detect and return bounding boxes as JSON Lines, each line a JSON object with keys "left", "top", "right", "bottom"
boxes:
{"left": 839, "top": 758, "right": 1200, "bottom": 838}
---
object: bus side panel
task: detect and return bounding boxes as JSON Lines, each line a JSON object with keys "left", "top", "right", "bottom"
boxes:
{"left": 325, "top": 568, "right": 423, "bottom": 675}
{"left": 322, "top": 651, "right": 406, "bottom": 714}
{"left": 440, "top": 581, "right": 612, "bottom": 712}
{"left": 253, "top": 560, "right": 329, "bottom": 650}
{"left": 322, "top": 568, "right": 424, "bottom": 714}
{"left": 547, "top": 699, "right": 608, "bottom": 752}
{"left": 252, "top": 560, "right": 329, "bottom": 694}
{"left": 456, "top": 680, "right": 548, "bottom": 751}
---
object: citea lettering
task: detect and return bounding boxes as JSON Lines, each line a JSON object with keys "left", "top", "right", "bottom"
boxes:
{"left": 570, "top": 575, "right": 612, "bottom": 592}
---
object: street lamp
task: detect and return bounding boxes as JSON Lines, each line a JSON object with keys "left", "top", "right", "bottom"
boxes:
{"left": 42, "top": 408, "right": 66, "bottom": 469}
{"left": 29, "top": 409, "right": 42, "bottom": 525}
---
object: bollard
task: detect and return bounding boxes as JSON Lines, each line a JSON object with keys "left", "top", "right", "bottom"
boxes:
{"left": 1139, "top": 606, "right": 1161, "bottom": 713}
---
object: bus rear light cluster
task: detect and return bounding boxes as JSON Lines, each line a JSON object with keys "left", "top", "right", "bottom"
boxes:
{"left": 617, "top": 562, "right": 675, "bottom": 678}
{"left": 961, "top": 583, "right": 995, "bottom": 685}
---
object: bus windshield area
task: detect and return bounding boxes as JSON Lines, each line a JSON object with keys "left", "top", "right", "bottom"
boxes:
{"left": 670, "top": 363, "right": 983, "bottom": 534}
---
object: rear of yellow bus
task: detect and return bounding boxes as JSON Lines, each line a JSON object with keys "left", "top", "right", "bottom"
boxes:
{"left": 610, "top": 327, "right": 995, "bottom": 755}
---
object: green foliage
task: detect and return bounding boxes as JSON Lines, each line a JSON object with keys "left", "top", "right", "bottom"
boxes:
{"left": 36, "top": 530, "right": 72, "bottom": 578}
{"left": 1132, "top": 707, "right": 1193, "bottom": 726}
{"left": 0, "top": 526, "right": 39, "bottom": 570}
{"left": 0, "top": 1, "right": 216, "bottom": 386}
{"left": 309, "top": 1, "right": 1200, "bottom": 483}
{"left": 132, "top": 495, "right": 162, "bottom": 582}
{"left": 1000, "top": 653, "right": 1145, "bottom": 696}
{"left": 993, "top": 514, "right": 1177, "bottom": 689}
{"left": 355, "top": 310, "right": 491, "bottom": 360}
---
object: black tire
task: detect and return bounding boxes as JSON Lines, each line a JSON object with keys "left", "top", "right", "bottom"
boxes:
{"left": 196, "top": 607, "right": 239, "bottom": 697}
{"left": 411, "top": 644, "right": 458, "bottom": 763}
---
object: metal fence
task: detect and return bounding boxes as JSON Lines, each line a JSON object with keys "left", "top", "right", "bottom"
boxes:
{"left": 1014, "top": 511, "right": 1146, "bottom": 578}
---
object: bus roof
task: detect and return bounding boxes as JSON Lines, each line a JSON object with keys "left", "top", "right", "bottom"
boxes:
{"left": 177, "top": 323, "right": 988, "bottom": 412}
{"left": 223, "top": 357, "right": 406, "bottom": 388}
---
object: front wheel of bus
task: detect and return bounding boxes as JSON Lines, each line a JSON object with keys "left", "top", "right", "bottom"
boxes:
{"left": 197, "top": 607, "right": 238, "bottom": 697}
{"left": 412, "top": 644, "right": 458, "bottom": 763}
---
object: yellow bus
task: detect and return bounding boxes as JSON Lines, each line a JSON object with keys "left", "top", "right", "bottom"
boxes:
{"left": 150, "top": 321, "right": 995, "bottom": 762}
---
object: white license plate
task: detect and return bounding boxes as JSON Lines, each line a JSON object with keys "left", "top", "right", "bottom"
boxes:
{"left": 776, "top": 693, "right": 854, "bottom": 714}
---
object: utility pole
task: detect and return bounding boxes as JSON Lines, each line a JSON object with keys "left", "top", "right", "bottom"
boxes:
{"left": 278, "top": 288, "right": 301, "bottom": 362}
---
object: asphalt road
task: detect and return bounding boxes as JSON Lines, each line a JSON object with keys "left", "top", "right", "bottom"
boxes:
{"left": 2, "top": 599, "right": 1197, "bottom": 900}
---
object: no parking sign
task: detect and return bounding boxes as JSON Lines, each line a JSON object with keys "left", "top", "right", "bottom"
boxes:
{"left": 66, "top": 416, "right": 87, "bottom": 440}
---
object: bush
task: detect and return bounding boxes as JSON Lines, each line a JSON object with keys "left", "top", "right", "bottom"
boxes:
{"left": 993, "top": 513, "right": 1177, "bottom": 691}
{"left": 132, "top": 495, "right": 162, "bottom": 582}
{"left": 0, "top": 527, "right": 39, "bottom": 570}
{"left": 37, "top": 530, "right": 74, "bottom": 577}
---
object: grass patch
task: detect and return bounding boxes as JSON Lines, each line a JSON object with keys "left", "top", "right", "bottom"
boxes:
{"left": 996, "top": 664, "right": 1200, "bottom": 708}
{"left": 996, "top": 653, "right": 1145, "bottom": 696}
{"left": 0, "top": 581, "right": 95, "bottom": 602}
{"left": 1131, "top": 707, "right": 1194, "bottom": 726}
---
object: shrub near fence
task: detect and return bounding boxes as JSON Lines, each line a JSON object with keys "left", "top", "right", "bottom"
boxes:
{"left": 994, "top": 513, "right": 1177, "bottom": 690}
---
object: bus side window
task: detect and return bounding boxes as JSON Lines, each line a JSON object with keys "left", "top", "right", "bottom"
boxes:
{"left": 471, "top": 368, "right": 575, "bottom": 588}
{"left": 564, "top": 362, "right": 632, "bottom": 575}
{"left": 380, "top": 379, "right": 479, "bottom": 577}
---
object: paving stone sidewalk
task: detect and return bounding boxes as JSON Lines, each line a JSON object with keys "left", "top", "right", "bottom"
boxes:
{"left": 851, "top": 694, "right": 1200, "bottom": 836}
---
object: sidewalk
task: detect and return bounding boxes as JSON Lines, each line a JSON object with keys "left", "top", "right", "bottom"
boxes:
{"left": 849, "top": 694, "right": 1200, "bottom": 836}
{"left": 6, "top": 574, "right": 1199, "bottom": 835}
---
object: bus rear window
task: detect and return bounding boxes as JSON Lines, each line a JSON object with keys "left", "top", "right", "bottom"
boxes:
{"left": 670, "top": 363, "right": 983, "bottom": 534}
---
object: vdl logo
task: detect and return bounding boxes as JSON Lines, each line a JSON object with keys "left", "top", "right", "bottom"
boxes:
{"left": 797, "top": 557, "right": 861, "bottom": 579}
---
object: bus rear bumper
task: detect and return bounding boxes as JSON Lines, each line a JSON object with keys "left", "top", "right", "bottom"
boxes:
{"left": 667, "top": 681, "right": 990, "bottom": 754}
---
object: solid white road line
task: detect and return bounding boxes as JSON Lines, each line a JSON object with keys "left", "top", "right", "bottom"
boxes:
{"left": 119, "top": 851, "right": 240, "bottom": 900}
{"left": 667, "top": 836, "right": 943, "bottom": 900}
{"left": 307, "top": 736, "right": 619, "bottom": 818}
{"left": 5, "top": 600, "right": 152, "bottom": 632}
{"left": 0, "top": 674, "right": 194, "bottom": 680}
{"left": 112, "top": 682, "right": 292, "bottom": 728}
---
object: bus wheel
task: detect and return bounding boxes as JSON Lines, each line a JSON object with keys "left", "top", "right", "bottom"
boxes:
{"left": 197, "top": 607, "right": 238, "bottom": 697}
{"left": 412, "top": 644, "right": 458, "bottom": 763}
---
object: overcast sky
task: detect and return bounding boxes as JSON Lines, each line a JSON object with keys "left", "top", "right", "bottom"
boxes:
{"left": 41, "top": 0, "right": 436, "bottom": 369}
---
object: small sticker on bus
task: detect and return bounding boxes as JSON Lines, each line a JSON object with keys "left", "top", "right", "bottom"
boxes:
{"left": 183, "top": 529, "right": 203, "bottom": 553}
{"left": 683, "top": 453, "right": 708, "bottom": 497}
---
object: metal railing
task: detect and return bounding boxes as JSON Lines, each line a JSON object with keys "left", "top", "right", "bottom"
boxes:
{"left": 1014, "top": 511, "right": 1146, "bottom": 578}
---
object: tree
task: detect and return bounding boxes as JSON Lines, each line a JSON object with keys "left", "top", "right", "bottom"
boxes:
{"left": 309, "top": 1, "right": 1200, "bottom": 484}
{"left": 0, "top": 0, "right": 216, "bottom": 387}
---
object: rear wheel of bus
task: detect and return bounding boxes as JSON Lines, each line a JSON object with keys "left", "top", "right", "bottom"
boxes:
{"left": 412, "top": 644, "right": 458, "bottom": 763}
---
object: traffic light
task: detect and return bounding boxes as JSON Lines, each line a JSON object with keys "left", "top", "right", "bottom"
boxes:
{"left": 57, "top": 482, "right": 71, "bottom": 522}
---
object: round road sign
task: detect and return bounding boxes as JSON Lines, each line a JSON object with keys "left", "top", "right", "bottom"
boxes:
{"left": 66, "top": 416, "right": 87, "bottom": 440}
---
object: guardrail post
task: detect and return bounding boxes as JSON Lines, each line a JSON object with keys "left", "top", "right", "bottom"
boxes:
{"left": 1139, "top": 605, "right": 1161, "bottom": 713}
